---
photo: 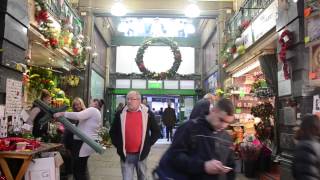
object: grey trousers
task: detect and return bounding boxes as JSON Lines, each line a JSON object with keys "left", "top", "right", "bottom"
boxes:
{"left": 120, "top": 153, "right": 148, "bottom": 180}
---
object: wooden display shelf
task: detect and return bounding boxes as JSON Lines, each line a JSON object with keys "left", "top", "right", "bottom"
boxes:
{"left": 0, "top": 143, "right": 62, "bottom": 180}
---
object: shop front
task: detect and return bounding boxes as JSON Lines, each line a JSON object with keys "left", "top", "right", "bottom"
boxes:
{"left": 0, "top": 0, "right": 93, "bottom": 179}
{"left": 225, "top": 52, "right": 279, "bottom": 179}
{"left": 110, "top": 77, "right": 200, "bottom": 123}
{"left": 220, "top": 0, "right": 280, "bottom": 178}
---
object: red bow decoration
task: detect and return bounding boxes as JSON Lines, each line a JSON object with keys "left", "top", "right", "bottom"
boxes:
{"left": 278, "top": 29, "right": 293, "bottom": 79}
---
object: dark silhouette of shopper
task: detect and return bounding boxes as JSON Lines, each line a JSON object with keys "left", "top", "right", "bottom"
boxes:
{"left": 162, "top": 102, "right": 176, "bottom": 142}
{"left": 292, "top": 114, "right": 320, "bottom": 180}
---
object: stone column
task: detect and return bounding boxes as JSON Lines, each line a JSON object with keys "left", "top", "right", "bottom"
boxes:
{"left": 0, "top": 0, "right": 28, "bottom": 103}
{"left": 78, "top": 0, "right": 94, "bottom": 105}
{"left": 276, "top": 0, "right": 307, "bottom": 179}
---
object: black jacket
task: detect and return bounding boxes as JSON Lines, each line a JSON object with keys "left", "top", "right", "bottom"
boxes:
{"left": 292, "top": 139, "right": 320, "bottom": 180}
{"left": 162, "top": 107, "right": 176, "bottom": 127}
{"left": 109, "top": 104, "right": 160, "bottom": 161}
{"left": 155, "top": 117, "right": 235, "bottom": 180}
{"left": 31, "top": 104, "right": 48, "bottom": 138}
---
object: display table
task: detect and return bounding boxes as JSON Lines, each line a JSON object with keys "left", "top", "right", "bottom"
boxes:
{"left": 0, "top": 143, "right": 62, "bottom": 180}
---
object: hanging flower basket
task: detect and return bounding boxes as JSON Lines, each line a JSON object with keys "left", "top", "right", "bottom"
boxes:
{"left": 135, "top": 37, "right": 182, "bottom": 80}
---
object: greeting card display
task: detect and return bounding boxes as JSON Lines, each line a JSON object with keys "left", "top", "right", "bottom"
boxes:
{"left": 5, "top": 79, "right": 23, "bottom": 133}
{"left": 0, "top": 105, "right": 7, "bottom": 138}
{"left": 309, "top": 41, "right": 320, "bottom": 85}
{"left": 305, "top": 14, "right": 320, "bottom": 43}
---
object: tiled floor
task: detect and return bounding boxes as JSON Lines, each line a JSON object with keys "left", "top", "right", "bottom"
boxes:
{"left": 88, "top": 139, "right": 256, "bottom": 180}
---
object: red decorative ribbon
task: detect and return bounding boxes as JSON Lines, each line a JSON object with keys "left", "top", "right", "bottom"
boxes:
{"left": 278, "top": 30, "right": 293, "bottom": 79}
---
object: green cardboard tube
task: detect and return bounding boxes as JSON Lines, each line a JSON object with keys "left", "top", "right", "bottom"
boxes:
{"left": 34, "top": 100, "right": 105, "bottom": 154}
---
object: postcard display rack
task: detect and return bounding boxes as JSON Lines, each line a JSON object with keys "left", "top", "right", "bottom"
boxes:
{"left": 0, "top": 79, "right": 24, "bottom": 138}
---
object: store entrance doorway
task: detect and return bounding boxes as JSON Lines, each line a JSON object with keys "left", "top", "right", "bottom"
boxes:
{"left": 115, "top": 95, "right": 195, "bottom": 141}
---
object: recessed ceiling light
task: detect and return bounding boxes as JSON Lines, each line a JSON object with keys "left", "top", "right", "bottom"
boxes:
{"left": 111, "top": 2, "right": 127, "bottom": 16}
{"left": 185, "top": 3, "right": 200, "bottom": 18}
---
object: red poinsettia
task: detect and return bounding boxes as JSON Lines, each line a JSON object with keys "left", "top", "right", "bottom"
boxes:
{"left": 49, "top": 38, "right": 58, "bottom": 48}
{"left": 73, "top": 47, "right": 79, "bottom": 55}
{"left": 41, "top": 79, "right": 50, "bottom": 84}
{"left": 231, "top": 45, "right": 237, "bottom": 54}
{"left": 241, "top": 20, "right": 250, "bottom": 31}
{"left": 35, "top": 9, "right": 49, "bottom": 23}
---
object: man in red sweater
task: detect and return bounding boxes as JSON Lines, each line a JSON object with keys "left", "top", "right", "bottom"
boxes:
{"left": 110, "top": 91, "right": 160, "bottom": 180}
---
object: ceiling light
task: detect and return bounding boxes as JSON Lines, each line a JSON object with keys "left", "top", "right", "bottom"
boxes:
{"left": 185, "top": 3, "right": 200, "bottom": 18}
{"left": 111, "top": 2, "right": 127, "bottom": 16}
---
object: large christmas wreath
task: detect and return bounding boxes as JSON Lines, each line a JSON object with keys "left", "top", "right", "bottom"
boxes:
{"left": 278, "top": 29, "right": 294, "bottom": 79}
{"left": 135, "top": 37, "right": 182, "bottom": 80}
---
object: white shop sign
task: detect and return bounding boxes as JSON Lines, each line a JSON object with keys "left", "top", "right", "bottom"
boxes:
{"left": 251, "top": 0, "right": 278, "bottom": 41}
{"left": 278, "top": 70, "right": 292, "bottom": 97}
{"left": 241, "top": 25, "right": 254, "bottom": 48}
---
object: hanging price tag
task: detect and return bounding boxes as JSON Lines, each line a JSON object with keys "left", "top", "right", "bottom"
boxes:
{"left": 239, "top": 90, "right": 245, "bottom": 98}
{"left": 304, "top": 36, "right": 310, "bottom": 44}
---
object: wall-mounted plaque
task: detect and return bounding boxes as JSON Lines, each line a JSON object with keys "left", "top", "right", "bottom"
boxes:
{"left": 280, "top": 133, "right": 295, "bottom": 150}
{"left": 283, "top": 107, "right": 296, "bottom": 126}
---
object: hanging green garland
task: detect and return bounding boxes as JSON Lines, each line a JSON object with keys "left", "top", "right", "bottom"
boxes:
{"left": 135, "top": 37, "right": 182, "bottom": 80}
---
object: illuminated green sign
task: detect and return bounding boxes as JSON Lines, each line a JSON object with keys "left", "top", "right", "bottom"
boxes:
{"left": 148, "top": 81, "right": 162, "bottom": 89}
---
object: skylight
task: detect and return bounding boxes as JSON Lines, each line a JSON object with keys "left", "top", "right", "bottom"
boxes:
{"left": 116, "top": 18, "right": 197, "bottom": 38}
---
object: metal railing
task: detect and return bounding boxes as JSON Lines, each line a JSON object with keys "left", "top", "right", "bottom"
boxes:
{"left": 225, "top": 0, "right": 274, "bottom": 40}
{"left": 45, "top": 0, "right": 83, "bottom": 36}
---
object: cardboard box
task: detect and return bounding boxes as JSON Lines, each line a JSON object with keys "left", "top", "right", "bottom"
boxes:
{"left": 25, "top": 152, "right": 64, "bottom": 180}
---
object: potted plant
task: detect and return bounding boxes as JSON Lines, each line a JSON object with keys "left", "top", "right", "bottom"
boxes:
{"left": 251, "top": 102, "right": 274, "bottom": 142}
{"left": 239, "top": 134, "right": 262, "bottom": 178}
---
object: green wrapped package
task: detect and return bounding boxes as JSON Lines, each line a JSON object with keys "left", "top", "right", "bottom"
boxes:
{"left": 34, "top": 99, "right": 105, "bottom": 154}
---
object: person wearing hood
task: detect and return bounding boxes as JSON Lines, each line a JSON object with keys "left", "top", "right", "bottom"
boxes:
{"left": 110, "top": 91, "right": 160, "bottom": 180}
{"left": 154, "top": 98, "right": 236, "bottom": 180}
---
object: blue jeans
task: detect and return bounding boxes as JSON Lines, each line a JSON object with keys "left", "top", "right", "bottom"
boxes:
{"left": 121, "top": 153, "right": 147, "bottom": 180}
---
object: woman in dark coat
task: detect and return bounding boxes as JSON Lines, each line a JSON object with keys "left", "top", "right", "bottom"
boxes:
{"left": 292, "top": 114, "right": 320, "bottom": 180}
